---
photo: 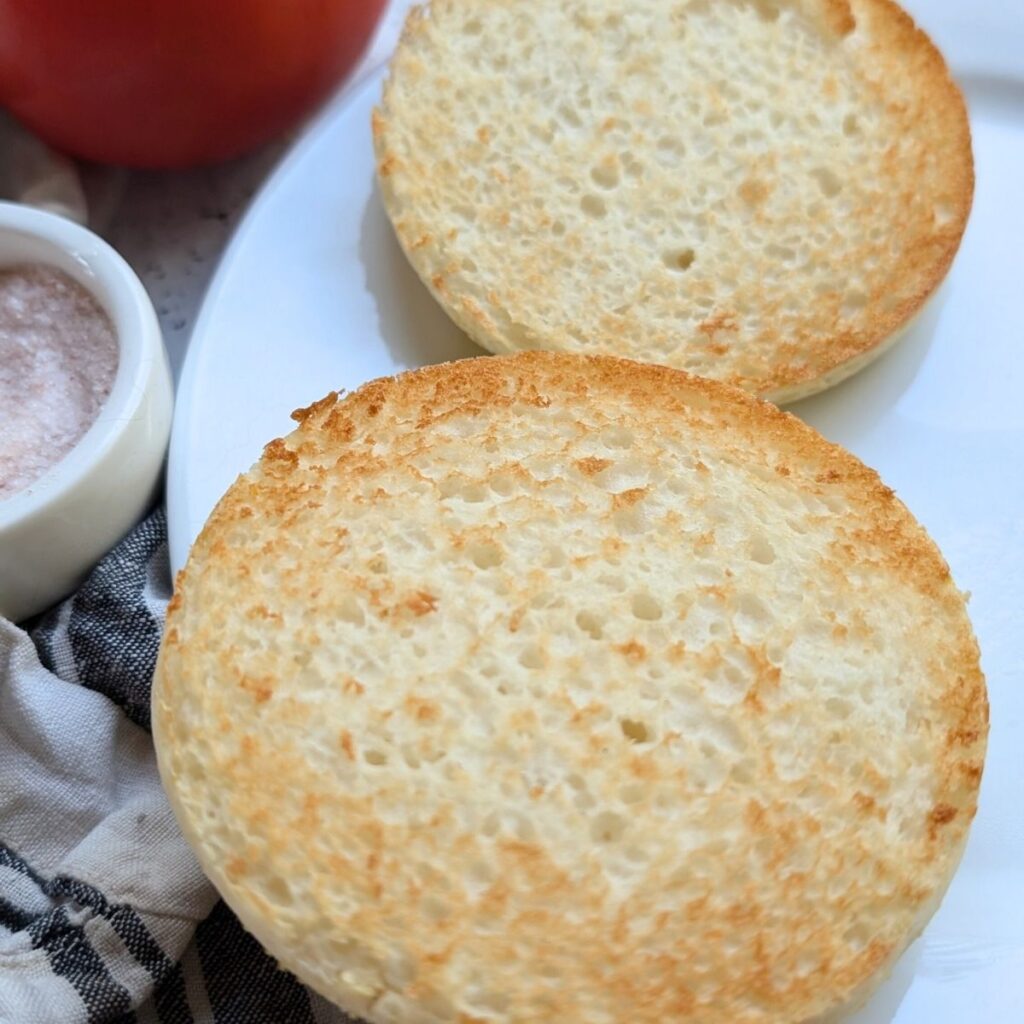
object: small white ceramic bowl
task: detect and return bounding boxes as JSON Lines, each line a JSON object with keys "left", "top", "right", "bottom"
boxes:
{"left": 0, "top": 201, "right": 173, "bottom": 622}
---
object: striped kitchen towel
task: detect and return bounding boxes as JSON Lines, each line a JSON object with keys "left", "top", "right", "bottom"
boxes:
{"left": 0, "top": 509, "right": 356, "bottom": 1024}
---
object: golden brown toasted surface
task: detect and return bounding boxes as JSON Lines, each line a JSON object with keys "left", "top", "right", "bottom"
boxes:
{"left": 154, "top": 353, "right": 987, "bottom": 1023}
{"left": 373, "top": 0, "right": 973, "bottom": 402}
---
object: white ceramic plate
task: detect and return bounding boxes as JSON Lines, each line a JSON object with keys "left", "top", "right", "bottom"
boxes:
{"left": 168, "top": 2, "right": 1024, "bottom": 1018}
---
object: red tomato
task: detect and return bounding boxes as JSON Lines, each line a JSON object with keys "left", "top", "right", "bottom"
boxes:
{"left": 0, "top": 0, "right": 386, "bottom": 168}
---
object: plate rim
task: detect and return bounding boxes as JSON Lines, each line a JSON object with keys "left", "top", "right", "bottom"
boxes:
{"left": 167, "top": 63, "right": 390, "bottom": 573}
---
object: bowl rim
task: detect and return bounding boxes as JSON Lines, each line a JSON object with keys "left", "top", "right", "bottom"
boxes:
{"left": 0, "top": 200, "right": 167, "bottom": 531}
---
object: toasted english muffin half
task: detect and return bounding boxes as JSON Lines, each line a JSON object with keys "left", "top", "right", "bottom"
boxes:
{"left": 154, "top": 353, "right": 986, "bottom": 1023}
{"left": 373, "top": 0, "right": 972, "bottom": 402}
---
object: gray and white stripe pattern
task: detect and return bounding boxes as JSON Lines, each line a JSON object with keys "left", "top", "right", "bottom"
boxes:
{"left": 1, "top": 508, "right": 359, "bottom": 1023}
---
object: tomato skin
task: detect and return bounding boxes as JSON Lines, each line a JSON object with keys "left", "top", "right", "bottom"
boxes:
{"left": 0, "top": 0, "right": 387, "bottom": 168}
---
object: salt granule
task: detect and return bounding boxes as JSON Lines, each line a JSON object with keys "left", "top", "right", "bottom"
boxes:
{"left": 0, "top": 264, "right": 119, "bottom": 500}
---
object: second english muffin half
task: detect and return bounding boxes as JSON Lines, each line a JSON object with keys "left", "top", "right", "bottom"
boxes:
{"left": 155, "top": 352, "right": 987, "bottom": 1024}
{"left": 373, "top": 0, "right": 973, "bottom": 403}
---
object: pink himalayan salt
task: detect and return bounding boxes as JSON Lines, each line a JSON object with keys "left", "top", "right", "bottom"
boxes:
{"left": 0, "top": 264, "right": 118, "bottom": 501}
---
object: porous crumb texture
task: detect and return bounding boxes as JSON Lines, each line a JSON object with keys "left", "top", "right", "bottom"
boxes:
{"left": 155, "top": 353, "right": 986, "bottom": 1023}
{"left": 373, "top": 0, "right": 973, "bottom": 402}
